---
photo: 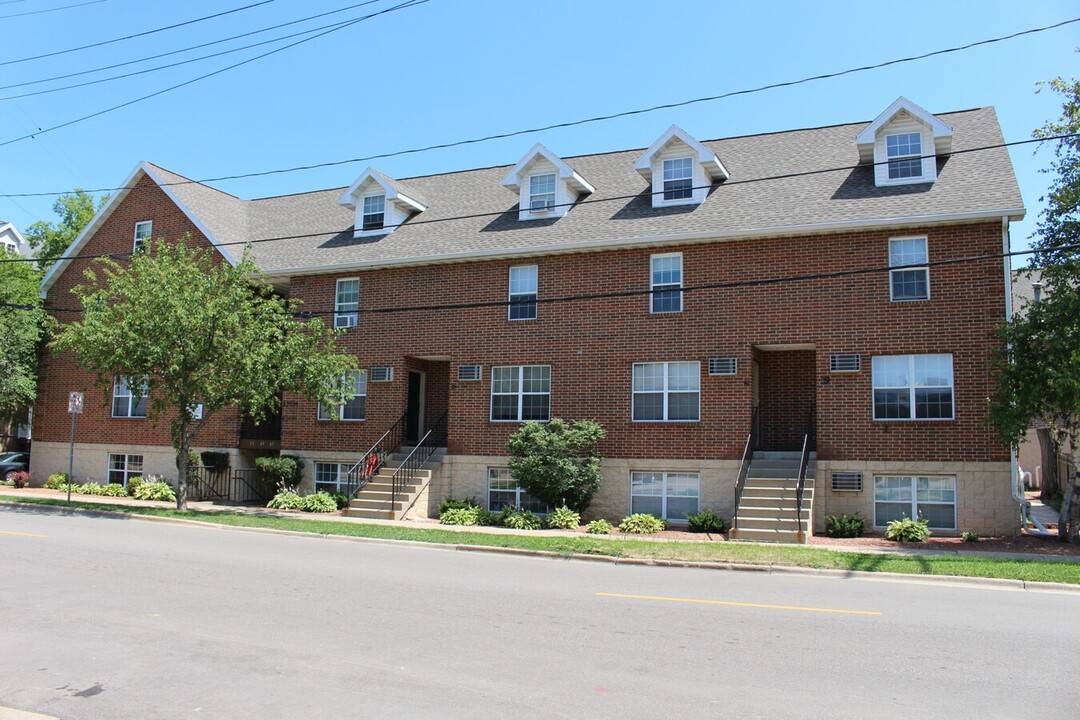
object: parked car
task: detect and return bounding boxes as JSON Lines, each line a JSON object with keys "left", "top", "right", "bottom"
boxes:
{"left": 0, "top": 452, "right": 30, "bottom": 480}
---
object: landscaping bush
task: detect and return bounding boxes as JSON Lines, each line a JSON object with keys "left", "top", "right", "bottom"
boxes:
{"left": 440, "top": 506, "right": 480, "bottom": 526}
{"left": 266, "top": 490, "right": 305, "bottom": 510}
{"left": 475, "top": 507, "right": 500, "bottom": 526}
{"left": 76, "top": 483, "right": 104, "bottom": 495}
{"left": 6, "top": 471, "right": 31, "bottom": 488}
{"left": 329, "top": 492, "right": 350, "bottom": 510}
{"left": 134, "top": 481, "right": 177, "bottom": 502}
{"left": 687, "top": 509, "right": 725, "bottom": 534}
{"left": 545, "top": 505, "right": 581, "bottom": 530}
{"left": 507, "top": 418, "right": 605, "bottom": 513}
{"left": 199, "top": 451, "right": 230, "bottom": 471}
{"left": 256, "top": 456, "right": 304, "bottom": 488}
{"left": 502, "top": 509, "right": 543, "bottom": 530}
{"left": 438, "top": 497, "right": 479, "bottom": 514}
{"left": 300, "top": 491, "right": 337, "bottom": 513}
{"left": 126, "top": 476, "right": 144, "bottom": 497}
{"left": 100, "top": 483, "right": 128, "bottom": 497}
{"left": 619, "top": 513, "right": 665, "bottom": 534}
{"left": 824, "top": 512, "right": 865, "bottom": 538}
{"left": 961, "top": 531, "right": 981, "bottom": 543}
{"left": 45, "top": 473, "right": 69, "bottom": 490}
{"left": 586, "top": 518, "right": 613, "bottom": 534}
{"left": 885, "top": 516, "right": 931, "bottom": 542}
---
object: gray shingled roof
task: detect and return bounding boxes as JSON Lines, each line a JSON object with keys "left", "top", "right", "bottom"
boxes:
{"left": 151, "top": 107, "right": 1024, "bottom": 276}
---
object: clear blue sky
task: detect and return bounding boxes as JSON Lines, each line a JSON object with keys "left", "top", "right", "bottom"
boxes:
{"left": 1, "top": 0, "right": 1077, "bottom": 253}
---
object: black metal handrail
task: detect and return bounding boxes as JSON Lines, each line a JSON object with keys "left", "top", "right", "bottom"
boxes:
{"left": 794, "top": 405, "right": 816, "bottom": 537}
{"left": 390, "top": 411, "right": 448, "bottom": 510}
{"left": 732, "top": 405, "right": 760, "bottom": 532}
{"left": 230, "top": 468, "right": 274, "bottom": 503}
{"left": 189, "top": 466, "right": 228, "bottom": 501}
{"left": 345, "top": 411, "right": 408, "bottom": 498}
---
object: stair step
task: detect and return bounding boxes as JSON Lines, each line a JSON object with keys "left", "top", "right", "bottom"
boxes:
{"left": 343, "top": 507, "right": 397, "bottom": 520}
{"left": 349, "top": 498, "right": 407, "bottom": 511}
{"left": 752, "top": 451, "right": 816, "bottom": 460}
{"left": 729, "top": 527, "right": 806, "bottom": 544}
{"left": 735, "top": 517, "right": 810, "bottom": 531}
{"left": 736, "top": 506, "right": 811, "bottom": 520}
{"left": 358, "top": 481, "right": 421, "bottom": 494}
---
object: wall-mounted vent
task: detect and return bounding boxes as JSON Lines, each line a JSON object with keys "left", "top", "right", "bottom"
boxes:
{"left": 458, "top": 364, "right": 482, "bottom": 382}
{"left": 369, "top": 366, "right": 393, "bottom": 383}
{"left": 829, "top": 354, "right": 861, "bottom": 373}
{"left": 708, "top": 357, "right": 738, "bottom": 376}
{"left": 831, "top": 471, "right": 863, "bottom": 492}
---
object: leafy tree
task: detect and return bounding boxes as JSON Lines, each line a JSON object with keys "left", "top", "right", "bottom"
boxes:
{"left": 507, "top": 418, "right": 605, "bottom": 513}
{"left": 989, "top": 76, "right": 1080, "bottom": 542}
{"left": 24, "top": 189, "right": 108, "bottom": 271}
{"left": 0, "top": 248, "right": 43, "bottom": 412}
{"left": 51, "top": 236, "right": 357, "bottom": 510}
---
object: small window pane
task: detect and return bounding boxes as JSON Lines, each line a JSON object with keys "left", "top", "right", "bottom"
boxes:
{"left": 632, "top": 393, "right": 664, "bottom": 421}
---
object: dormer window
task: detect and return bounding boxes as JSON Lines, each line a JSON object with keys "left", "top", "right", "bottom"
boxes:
{"left": 662, "top": 158, "right": 693, "bottom": 201}
{"left": 529, "top": 174, "right": 556, "bottom": 213}
{"left": 503, "top": 143, "right": 594, "bottom": 222}
{"left": 339, "top": 168, "right": 426, "bottom": 238}
{"left": 856, "top": 97, "right": 952, "bottom": 188}
{"left": 362, "top": 194, "right": 385, "bottom": 231}
{"left": 886, "top": 133, "right": 922, "bottom": 180}
{"left": 635, "top": 125, "right": 728, "bottom": 209}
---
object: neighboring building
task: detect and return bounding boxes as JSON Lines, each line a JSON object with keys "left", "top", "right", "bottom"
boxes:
{"left": 31, "top": 97, "right": 1026, "bottom": 538}
{"left": 0, "top": 221, "right": 31, "bottom": 258}
{"left": 1, "top": 221, "right": 33, "bottom": 452}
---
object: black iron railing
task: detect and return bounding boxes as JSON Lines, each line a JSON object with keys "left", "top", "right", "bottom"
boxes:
{"left": 390, "top": 411, "right": 448, "bottom": 510}
{"left": 732, "top": 405, "right": 760, "bottom": 532}
{"left": 795, "top": 405, "right": 816, "bottom": 537}
{"left": 230, "top": 468, "right": 275, "bottom": 504}
{"left": 188, "top": 466, "right": 229, "bottom": 501}
{"left": 345, "top": 411, "right": 408, "bottom": 498}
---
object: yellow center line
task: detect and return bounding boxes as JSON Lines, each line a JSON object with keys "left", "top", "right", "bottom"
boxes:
{"left": 0, "top": 530, "right": 47, "bottom": 538}
{"left": 596, "top": 592, "right": 882, "bottom": 616}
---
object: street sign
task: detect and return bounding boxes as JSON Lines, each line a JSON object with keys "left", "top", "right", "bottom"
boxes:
{"left": 68, "top": 392, "right": 84, "bottom": 415}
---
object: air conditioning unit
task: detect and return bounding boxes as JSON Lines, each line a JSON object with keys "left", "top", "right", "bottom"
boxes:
{"left": 458, "top": 364, "right": 482, "bottom": 381}
{"left": 829, "top": 353, "right": 861, "bottom": 373}
{"left": 708, "top": 357, "right": 738, "bottom": 376}
{"left": 831, "top": 471, "right": 863, "bottom": 492}
{"left": 530, "top": 198, "right": 554, "bottom": 213}
{"left": 334, "top": 314, "right": 358, "bottom": 329}
{"left": 370, "top": 366, "right": 393, "bottom": 383}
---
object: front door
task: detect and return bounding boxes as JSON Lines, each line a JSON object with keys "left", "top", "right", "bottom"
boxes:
{"left": 405, "top": 371, "right": 424, "bottom": 443}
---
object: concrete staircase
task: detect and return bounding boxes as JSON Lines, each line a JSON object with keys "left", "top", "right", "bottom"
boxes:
{"left": 342, "top": 448, "right": 445, "bottom": 520}
{"left": 730, "top": 451, "right": 815, "bottom": 544}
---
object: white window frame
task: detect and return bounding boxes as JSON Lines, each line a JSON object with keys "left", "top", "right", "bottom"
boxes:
{"left": 528, "top": 173, "right": 556, "bottom": 213}
{"left": 112, "top": 376, "right": 148, "bottom": 418}
{"left": 314, "top": 462, "right": 349, "bottom": 493}
{"left": 661, "top": 157, "right": 693, "bottom": 202}
{"left": 108, "top": 453, "right": 144, "bottom": 486}
{"left": 888, "top": 236, "right": 929, "bottom": 302}
{"left": 487, "top": 467, "right": 548, "bottom": 513}
{"left": 871, "top": 354, "right": 954, "bottom": 421}
{"left": 885, "top": 132, "right": 923, "bottom": 181}
{"left": 630, "top": 471, "right": 700, "bottom": 522}
{"left": 873, "top": 475, "right": 956, "bottom": 531}
{"left": 490, "top": 365, "right": 551, "bottom": 422}
{"left": 362, "top": 194, "right": 386, "bottom": 231}
{"left": 508, "top": 265, "right": 538, "bottom": 321}
{"left": 632, "top": 361, "right": 700, "bottom": 422}
{"left": 133, "top": 221, "right": 152, "bottom": 253}
{"left": 318, "top": 370, "right": 366, "bottom": 421}
{"left": 650, "top": 252, "right": 683, "bottom": 314}
{"left": 334, "top": 278, "right": 360, "bottom": 328}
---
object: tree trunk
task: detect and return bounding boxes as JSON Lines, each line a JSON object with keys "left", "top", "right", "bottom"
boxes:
{"left": 176, "top": 424, "right": 189, "bottom": 512}
{"left": 1037, "top": 428, "right": 1060, "bottom": 502}
{"left": 1061, "top": 443, "right": 1079, "bottom": 543}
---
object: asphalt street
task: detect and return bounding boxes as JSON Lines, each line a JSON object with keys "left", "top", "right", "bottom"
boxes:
{"left": 1, "top": 505, "right": 1077, "bottom": 719}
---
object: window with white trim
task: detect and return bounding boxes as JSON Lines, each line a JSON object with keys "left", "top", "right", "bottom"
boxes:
{"left": 1, "top": 240, "right": 16, "bottom": 254}
{"left": 662, "top": 157, "right": 693, "bottom": 201}
{"left": 528, "top": 174, "right": 556, "bottom": 213}
{"left": 318, "top": 370, "right": 366, "bottom": 421}
{"left": 872, "top": 354, "right": 953, "bottom": 420}
{"left": 315, "top": 462, "right": 349, "bottom": 493}
{"left": 362, "top": 194, "right": 385, "bottom": 231}
{"left": 874, "top": 475, "right": 956, "bottom": 530}
{"left": 632, "top": 362, "right": 699, "bottom": 421}
{"left": 886, "top": 132, "right": 922, "bottom": 180}
{"left": 108, "top": 453, "right": 143, "bottom": 485}
{"left": 490, "top": 365, "right": 550, "bottom": 422}
{"left": 334, "top": 278, "right": 359, "bottom": 328}
{"left": 650, "top": 253, "right": 682, "bottom": 313}
{"left": 630, "top": 471, "right": 699, "bottom": 522}
{"left": 487, "top": 467, "right": 548, "bottom": 513}
{"left": 133, "top": 221, "right": 152, "bottom": 252}
{"left": 508, "top": 265, "right": 538, "bottom": 321}
{"left": 112, "top": 376, "right": 148, "bottom": 418}
{"left": 889, "top": 237, "right": 929, "bottom": 301}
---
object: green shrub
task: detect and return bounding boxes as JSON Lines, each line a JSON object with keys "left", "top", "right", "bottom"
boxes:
{"left": 619, "top": 513, "right": 665, "bottom": 534}
{"left": 586, "top": 518, "right": 613, "bottom": 534}
{"left": 503, "top": 509, "right": 543, "bottom": 530}
{"left": 266, "top": 490, "right": 305, "bottom": 510}
{"left": 255, "top": 456, "right": 304, "bottom": 488}
{"left": 134, "top": 481, "right": 177, "bottom": 502}
{"left": 126, "top": 476, "right": 144, "bottom": 496}
{"left": 329, "top": 492, "right": 350, "bottom": 510}
{"left": 440, "top": 506, "right": 480, "bottom": 526}
{"left": 100, "top": 483, "right": 128, "bottom": 497}
{"left": 545, "top": 505, "right": 581, "bottom": 530}
{"left": 300, "top": 491, "right": 337, "bottom": 513}
{"left": 687, "top": 509, "right": 726, "bottom": 534}
{"left": 824, "top": 512, "right": 865, "bottom": 538}
{"left": 885, "top": 516, "right": 931, "bottom": 542}
{"left": 45, "top": 473, "right": 69, "bottom": 490}
{"left": 507, "top": 418, "right": 606, "bottom": 513}
{"left": 199, "top": 451, "right": 230, "bottom": 471}
{"left": 7, "top": 471, "right": 31, "bottom": 488}
{"left": 438, "top": 497, "right": 479, "bottom": 514}
{"left": 475, "top": 507, "right": 500, "bottom": 526}
{"left": 76, "top": 483, "right": 104, "bottom": 495}
{"left": 961, "top": 531, "right": 981, "bottom": 543}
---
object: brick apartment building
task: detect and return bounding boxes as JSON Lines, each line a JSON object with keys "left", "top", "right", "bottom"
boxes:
{"left": 31, "top": 97, "right": 1026, "bottom": 538}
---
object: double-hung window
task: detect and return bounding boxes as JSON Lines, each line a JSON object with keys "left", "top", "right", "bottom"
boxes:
{"left": 630, "top": 471, "right": 700, "bottom": 521}
{"left": 662, "top": 157, "right": 693, "bottom": 201}
{"left": 133, "top": 221, "right": 152, "bottom": 252}
{"left": 112, "top": 376, "right": 148, "bottom": 418}
{"left": 490, "top": 365, "right": 550, "bottom": 422}
{"left": 632, "top": 362, "right": 699, "bottom": 421}
{"left": 874, "top": 475, "right": 956, "bottom": 530}
{"left": 362, "top": 194, "right": 385, "bottom": 231}
{"left": 872, "top": 354, "right": 953, "bottom": 420}
{"left": 529, "top": 174, "right": 556, "bottom": 213}
{"left": 108, "top": 453, "right": 143, "bottom": 485}
{"left": 487, "top": 467, "right": 548, "bottom": 513}
{"left": 334, "top": 278, "right": 359, "bottom": 328}
{"left": 886, "top": 132, "right": 923, "bottom": 180}
{"left": 314, "top": 462, "right": 349, "bottom": 493}
{"left": 318, "top": 370, "right": 366, "bottom": 421}
{"left": 508, "top": 265, "right": 538, "bottom": 321}
{"left": 650, "top": 253, "right": 682, "bottom": 313}
{"left": 889, "top": 237, "right": 929, "bottom": 301}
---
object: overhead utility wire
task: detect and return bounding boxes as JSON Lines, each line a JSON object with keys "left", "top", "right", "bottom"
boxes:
{"left": 0, "top": 0, "right": 431, "bottom": 149}
{"left": 0, "top": 0, "right": 280, "bottom": 66}
{"left": 1, "top": 132, "right": 1072, "bottom": 268}
{"left": 0, "top": 0, "right": 106, "bottom": 20}
{"left": 0, "top": 0, "right": 390, "bottom": 92}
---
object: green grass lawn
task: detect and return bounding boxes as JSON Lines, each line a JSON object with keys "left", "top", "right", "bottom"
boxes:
{"left": 3, "top": 494, "right": 1078, "bottom": 585}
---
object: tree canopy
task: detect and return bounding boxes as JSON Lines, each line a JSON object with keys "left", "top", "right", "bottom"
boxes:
{"left": 0, "top": 248, "right": 43, "bottom": 412}
{"left": 24, "top": 189, "right": 107, "bottom": 271}
{"left": 507, "top": 418, "right": 605, "bottom": 513}
{"left": 51, "top": 237, "right": 357, "bottom": 510}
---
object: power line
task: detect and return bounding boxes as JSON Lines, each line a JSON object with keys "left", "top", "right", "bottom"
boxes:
{"left": 0, "top": 0, "right": 107, "bottom": 20}
{"left": 0, "top": 0, "right": 431, "bottom": 149}
{"left": 0, "top": 0, "right": 280, "bottom": 66}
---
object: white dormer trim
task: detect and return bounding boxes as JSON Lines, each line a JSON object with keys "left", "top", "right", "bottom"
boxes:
{"left": 0, "top": 221, "right": 30, "bottom": 258}
{"left": 634, "top": 125, "right": 728, "bottom": 208}
{"left": 502, "top": 143, "right": 594, "bottom": 222}
{"left": 338, "top": 167, "right": 427, "bottom": 238}
{"left": 856, "top": 97, "right": 953, "bottom": 187}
